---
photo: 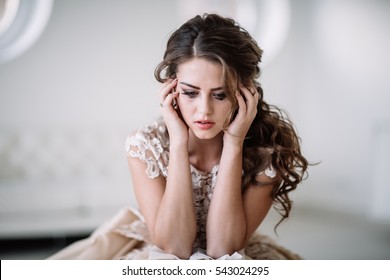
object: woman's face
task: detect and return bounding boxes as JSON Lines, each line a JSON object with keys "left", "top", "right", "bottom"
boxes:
{"left": 176, "top": 57, "right": 233, "bottom": 140}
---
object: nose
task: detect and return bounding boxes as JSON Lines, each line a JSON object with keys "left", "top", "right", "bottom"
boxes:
{"left": 198, "top": 95, "right": 212, "bottom": 115}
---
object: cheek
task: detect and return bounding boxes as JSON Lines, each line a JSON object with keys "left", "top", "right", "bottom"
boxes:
{"left": 220, "top": 103, "right": 234, "bottom": 118}
{"left": 177, "top": 98, "right": 193, "bottom": 119}
{"left": 177, "top": 96, "right": 188, "bottom": 111}
{"left": 219, "top": 105, "right": 234, "bottom": 126}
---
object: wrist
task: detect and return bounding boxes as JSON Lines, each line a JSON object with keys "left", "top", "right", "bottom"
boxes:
{"left": 169, "top": 138, "right": 189, "bottom": 150}
{"left": 222, "top": 136, "right": 244, "bottom": 153}
{"left": 223, "top": 131, "right": 245, "bottom": 147}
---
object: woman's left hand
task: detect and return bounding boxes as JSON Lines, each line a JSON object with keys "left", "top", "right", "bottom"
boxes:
{"left": 224, "top": 84, "right": 259, "bottom": 145}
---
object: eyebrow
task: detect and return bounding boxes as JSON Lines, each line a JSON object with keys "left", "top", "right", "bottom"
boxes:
{"left": 180, "top": 82, "right": 223, "bottom": 91}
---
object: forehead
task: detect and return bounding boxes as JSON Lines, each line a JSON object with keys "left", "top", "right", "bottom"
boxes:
{"left": 177, "top": 58, "right": 223, "bottom": 88}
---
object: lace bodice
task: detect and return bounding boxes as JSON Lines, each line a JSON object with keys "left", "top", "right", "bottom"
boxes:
{"left": 125, "top": 119, "right": 275, "bottom": 251}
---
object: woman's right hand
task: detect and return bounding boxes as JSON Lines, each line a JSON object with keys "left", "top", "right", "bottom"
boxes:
{"left": 159, "top": 78, "right": 189, "bottom": 144}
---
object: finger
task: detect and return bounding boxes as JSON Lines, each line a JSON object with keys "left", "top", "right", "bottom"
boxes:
{"left": 160, "top": 91, "right": 179, "bottom": 109}
{"left": 235, "top": 91, "right": 247, "bottom": 116}
{"left": 241, "top": 85, "right": 259, "bottom": 112}
{"left": 160, "top": 78, "right": 178, "bottom": 101}
{"left": 161, "top": 78, "right": 177, "bottom": 95}
{"left": 159, "top": 79, "right": 172, "bottom": 93}
{"left": 240, "top": 85, "right": 255, "bottom": 99}
{"left": 238, "top": 87, "right": 254, "bottom": 110}
{"left": 249, "top": 87, "right": 259, "bottom": 108}
{"left": 253, "top": 89, "right": 259, "bottom": 107}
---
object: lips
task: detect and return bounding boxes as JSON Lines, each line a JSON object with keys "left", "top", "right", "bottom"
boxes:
{"left": 194, "top": 120, "right": 215, "bottom": 130}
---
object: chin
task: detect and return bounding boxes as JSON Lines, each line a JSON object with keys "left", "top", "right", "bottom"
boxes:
{"left": 191, "top": 128, "right": 223, "bottom": 140}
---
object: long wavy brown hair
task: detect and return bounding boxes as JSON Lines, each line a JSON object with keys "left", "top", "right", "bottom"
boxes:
{"left": 154, "top": 13, "right": 309, "bottom": 229}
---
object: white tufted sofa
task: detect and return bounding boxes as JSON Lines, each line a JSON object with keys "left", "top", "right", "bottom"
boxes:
{"left": 0, "top": 127, "right": 135, "bottom": 238}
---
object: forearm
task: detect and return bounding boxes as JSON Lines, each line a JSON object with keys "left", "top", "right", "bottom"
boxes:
{"left": 206, "top": 141, "right": 246, "bottom": 257}
{"left": 153, "top": 142, "right": 196, "bottom": 258}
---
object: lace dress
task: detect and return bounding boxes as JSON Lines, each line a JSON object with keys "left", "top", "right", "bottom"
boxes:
{"left": 48, "top": 119, "right": 301, "bottom": 260}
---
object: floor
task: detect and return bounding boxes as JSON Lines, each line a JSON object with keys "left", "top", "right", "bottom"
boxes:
{"left": 260, "top": 207, "right": 390, "bottom": 260}
{"left": 1, "top": 206, "right": 390, "bottom": 260}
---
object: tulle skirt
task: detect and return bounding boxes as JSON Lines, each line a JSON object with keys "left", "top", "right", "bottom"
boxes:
{"left": 47, "top": 207, "right": 301, "bottom": 260}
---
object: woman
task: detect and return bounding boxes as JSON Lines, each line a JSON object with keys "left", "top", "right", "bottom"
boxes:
{"left": 49, "top": 13, "right": 308, "bottom": 260}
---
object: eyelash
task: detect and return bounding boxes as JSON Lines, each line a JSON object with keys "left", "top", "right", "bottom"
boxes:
{"left": 181, "top": 91, "right": 198, "bottom": 98}
{"left": 181, "top": 91, "right": 227, "bottom": 101}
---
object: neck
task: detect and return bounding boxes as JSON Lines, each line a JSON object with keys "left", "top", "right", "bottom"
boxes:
{"left": 188, "top": 131, "right": 223, "bottom": 172}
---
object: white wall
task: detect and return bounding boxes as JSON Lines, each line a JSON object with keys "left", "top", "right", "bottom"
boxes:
{"left": 0, "top": 0, "right": 178, "bottom": 130}
{"left": 1, "top": 0, "right": 390, "bottom": 223}
{"left": 267, "top": 0, "right": 390, "bottom": 220}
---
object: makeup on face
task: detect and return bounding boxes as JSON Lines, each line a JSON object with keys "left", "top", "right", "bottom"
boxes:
{"left": 179, "top": 82, "right": 227, "bottom": 101}
{"left": 174, "top": 58, "right": 233, "bottom": 139}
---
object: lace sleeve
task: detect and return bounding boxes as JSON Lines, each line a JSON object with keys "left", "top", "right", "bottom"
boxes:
{"left": 125, "top": 120, "right": 169, "bottom": 179}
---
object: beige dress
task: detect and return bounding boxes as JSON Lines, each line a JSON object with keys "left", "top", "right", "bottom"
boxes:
{"left": 48, "top": 119, "right": 301, "bottom": 260}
